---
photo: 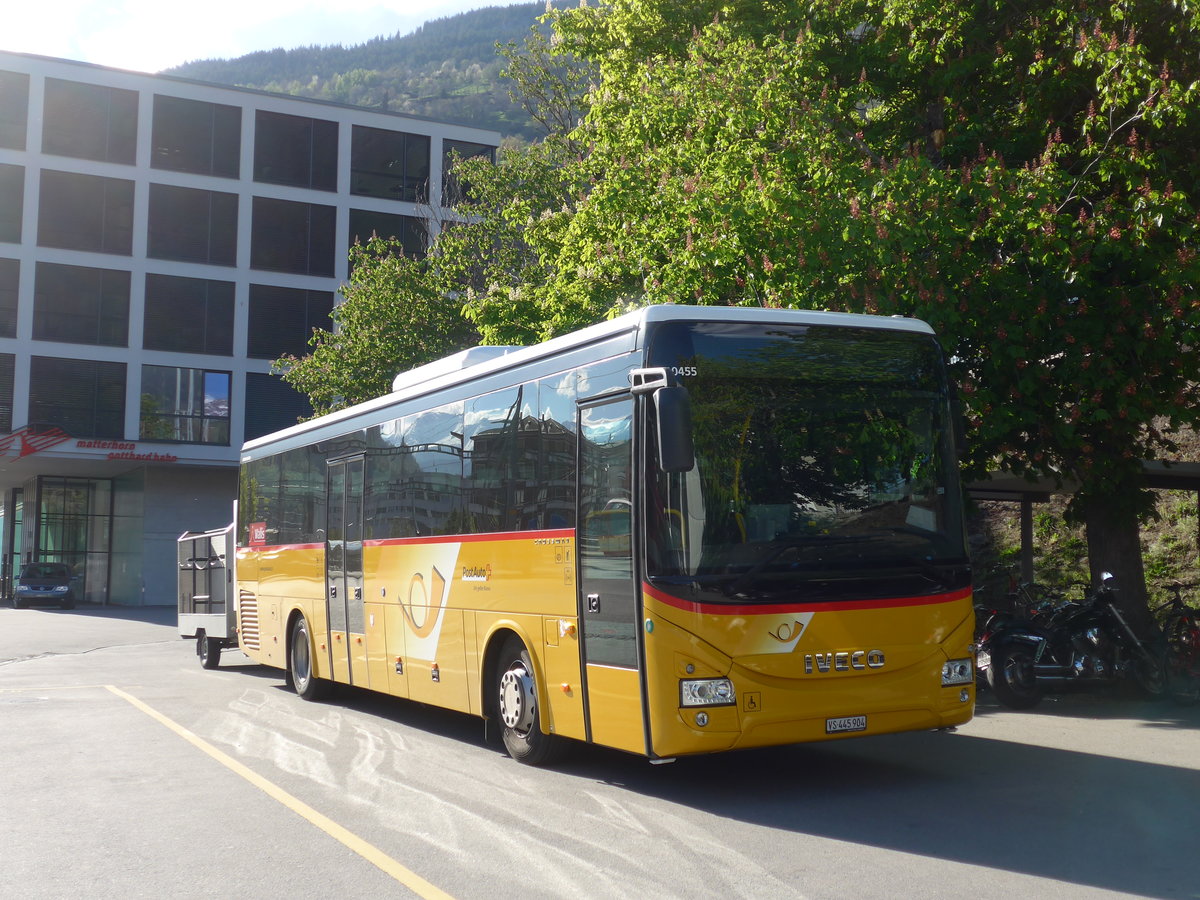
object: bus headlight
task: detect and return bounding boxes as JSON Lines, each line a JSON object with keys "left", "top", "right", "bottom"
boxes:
{"left": 941, "top": 658, "right": 973, "bottom": 686}
{"left": 680, "top": 677, "right": 735, "bottom": 707}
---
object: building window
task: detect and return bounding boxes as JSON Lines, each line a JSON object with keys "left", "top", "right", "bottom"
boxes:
{"left": 143, "top": 274, "right": 234, "bottom": 356}
{"left": 253, "top": 110, "right": 337, "bottom": 191}
{"left": 29, "top": 356, "right": 126, "bottom": 439}
{"left": 151, "top": 95, "right": 241, "bottom": 178}
{"left": 0, "top": 70, "right": 29, "bottom": 150}
{"left": 0, "top": 163, "right": 21, "bottom": 244}
{"left": 33, "top": 262, "right": 129, "bottom": 347}
{"left": 351, "top": 126, "right": 429, "bottom": 203}
{"left": 349, "top": 209, "right": 426, "bottom": 259}
{"left": 140, "top": 365, "right": 230, "bottom": 445}
{"left": 250, "top": 197, "right": 336, "bottom": 276}
{"left": 147, "top": 184, "right": 238, "bottom": 266}
{"left": 41, "top": 78, "right": 137, "bottom": 165}
{"left": 0, "top": 258, "right": 16, "bottom": 338}
{"left": 244, "top": 373, "right": 312, "bottom": 441}
{"left": 442, "top": 139, "right": 495, "bottom": 205}
{"left": 38, "top": 170, "right": 134, "bottom": 256}
{"left": 0, "top": 353, "right": 13, "bottom": 433}
{"left": 247, "top": 284, "right": 333, "bottom": 359}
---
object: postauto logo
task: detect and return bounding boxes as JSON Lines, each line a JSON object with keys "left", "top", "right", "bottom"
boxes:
{"left": 461, "top": 564, "right": 492, "bottom": 583}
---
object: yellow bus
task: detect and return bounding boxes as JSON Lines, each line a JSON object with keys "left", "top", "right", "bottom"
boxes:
{"left": 235, "top": 305, "right": 974, "bottom": 765}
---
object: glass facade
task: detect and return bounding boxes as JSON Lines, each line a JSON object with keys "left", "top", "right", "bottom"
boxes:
{"left": 348, "top": 208, "right": 425, "bottom": 259}
{"left": 42, "top": 78, "right": 137, "bottom": 164}
{"left": 140, "top": 365, "right": 231, "bottom": 445}
{"left": 351, "top": 125, "right": 429, "bottom": 202}
{"left": 28, "top": 356, "right": 127, "bottom": 439}
{"left": 0, "top": 163, "right": 22, "bottom": 244}
{"left": 0, "top": 352, "right": 13, "bottom": 433}
{"left": 244, "top": 373, "right": 312, "bottom": 441}
{"left": 151, "top": 94, "right": 241, "bottom": 178}
{"left": 147, "top": 184, "right": 238, "bottom": 266}
{"left": 254, "top": 110, "right": 337, "bottom": 191}
{"left": 442, "top": 138, "right": 496, "bottom": 205}
{"left": 0, "top": 70, "right": 29, "bottom": 150}
{"left": 33, "top": 262, "right": 130, "bottom": 347}
{"left": 0, "top": 258, "right": 16, "bottom": 338}
{"left": 250, "top": 197, "right": 336, "bottom": 276}
{"left": 143, "top": 274, "right": 234, "bottom": 356}
{"left": 247, "top": 284, "right": 333, "bottom": 359}
{"left": 37, "top": 170, "right": 134, "bottom": 255}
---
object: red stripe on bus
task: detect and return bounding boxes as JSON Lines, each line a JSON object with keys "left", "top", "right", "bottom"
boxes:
{"left": 239, "top": 529, "right": 574, "bottom": 553}
{"left": 642, "top": 582, "right": 971, "bottom": 615}
{"left": 365, "top": 528, "right": 574, "bottom": 548}
{"left": 239, "top": 542, "right": 324, "bottom": 553}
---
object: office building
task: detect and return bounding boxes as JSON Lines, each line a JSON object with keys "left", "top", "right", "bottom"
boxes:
{"left": 0, "top": 50, "right": 499, "bottom": 605}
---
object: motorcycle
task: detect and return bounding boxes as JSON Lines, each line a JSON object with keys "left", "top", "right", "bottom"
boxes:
{"left": 986, "top": 574, "right": 1166, "bottom": 709}
{"left": 974, "top": 581, "right": 1069, "bottom": 685}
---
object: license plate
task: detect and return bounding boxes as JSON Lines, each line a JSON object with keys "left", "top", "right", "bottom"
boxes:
{"left": 826, "top": 715, "right": 867, "bottom": 734}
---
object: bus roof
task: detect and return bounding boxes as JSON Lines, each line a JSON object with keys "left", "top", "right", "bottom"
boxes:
{"left": 244, "top": 304, "right": 935, "bottom": 457}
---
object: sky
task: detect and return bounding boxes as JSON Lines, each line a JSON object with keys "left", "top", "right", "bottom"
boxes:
{"left": 4, "top": 1, "right": 513, "bottom": 74}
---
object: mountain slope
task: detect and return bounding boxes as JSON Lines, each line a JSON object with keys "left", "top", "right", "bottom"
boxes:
{"left": 162, "top": 2, "right": 555, "bottom": 139}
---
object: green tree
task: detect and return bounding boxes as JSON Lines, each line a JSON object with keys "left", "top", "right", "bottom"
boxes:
{"left": 273, "top": 236, "right": 478, "bottom": 416}
{"left": 275, "top": 12, "right": 594, "bottom": 417}
{"left": 474, "top": 0, "right": 1200, "bottom": 627}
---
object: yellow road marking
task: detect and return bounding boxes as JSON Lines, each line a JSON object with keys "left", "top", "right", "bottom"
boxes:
{"left": 104, "top": 685, "right": 455, "bottom": 900}
{"left": 0, "top": 684, "right": 113, "bottom": 693}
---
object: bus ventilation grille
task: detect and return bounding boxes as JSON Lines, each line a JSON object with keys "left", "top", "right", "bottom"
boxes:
{"left": 239, "top": 594, "right": 260, "bottom": 651}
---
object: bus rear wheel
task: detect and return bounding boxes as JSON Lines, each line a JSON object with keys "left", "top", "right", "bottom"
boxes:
{"left": 290, "top": 616, "right": 330, "bottom": 701}
{"left": 495, "top": 638, "right": 563, "bottom": 766}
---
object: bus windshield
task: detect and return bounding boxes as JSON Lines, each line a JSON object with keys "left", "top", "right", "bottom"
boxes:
{"left": 646, "top": 321, "right": 968, "bottom": 603}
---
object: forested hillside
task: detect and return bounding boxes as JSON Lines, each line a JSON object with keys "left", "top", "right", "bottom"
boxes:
{"left": 162, "top": 2, "right": 559, "bottom": 139}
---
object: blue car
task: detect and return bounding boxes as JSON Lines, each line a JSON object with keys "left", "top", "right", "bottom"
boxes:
{"left": 14, "top": 562, "right": 76, "bottom": 609}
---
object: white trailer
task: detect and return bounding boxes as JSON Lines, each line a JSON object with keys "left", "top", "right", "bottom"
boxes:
{"left": 177, "top": 523, "right": 236, "bottom": 669}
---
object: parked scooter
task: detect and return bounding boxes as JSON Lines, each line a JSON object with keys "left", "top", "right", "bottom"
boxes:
{"left": 986, "top": 574, "right": 1166, "bottom": 709}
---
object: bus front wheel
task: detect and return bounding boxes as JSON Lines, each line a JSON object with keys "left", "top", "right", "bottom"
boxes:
{"left": 289, "top": 616, "right": 330, "bottom": 701}
{"left": 495, "top": 638, "right": 563, "bottom": 766}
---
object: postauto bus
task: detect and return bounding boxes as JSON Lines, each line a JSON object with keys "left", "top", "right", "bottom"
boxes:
{"left": 233, "top": 305, "right": 974, "bottom": 765}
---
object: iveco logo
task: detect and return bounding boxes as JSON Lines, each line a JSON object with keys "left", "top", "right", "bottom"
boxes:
{"left": 804, "top": 650, "right": 886, "bottom": 674}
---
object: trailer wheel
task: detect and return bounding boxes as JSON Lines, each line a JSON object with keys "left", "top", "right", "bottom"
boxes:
{"left": 197, "top": 630, "right": 221, "bottom": 670}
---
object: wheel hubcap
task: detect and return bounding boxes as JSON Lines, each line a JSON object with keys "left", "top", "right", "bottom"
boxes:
{"left": 293, "top": 633, "right": 310, "bottom": 686}
{"left": 499, "top": 663, "right": 534, "bottom": 733}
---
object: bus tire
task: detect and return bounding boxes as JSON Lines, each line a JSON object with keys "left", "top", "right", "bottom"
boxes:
{"left": 495, "top": 637, "right": 563, "bottom": 766}
{"left": 198, "top": 631, "right": 221, "bottom": 670}
{"left": 290, "top": 615, "right": 330, "bottom": 701}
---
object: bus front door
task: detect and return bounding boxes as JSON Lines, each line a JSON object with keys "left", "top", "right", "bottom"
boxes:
{"left": 325, "top": 457, "right": 366, "bottom": 686}
{"left": 577, "top": 397, "right": 646, "bottom": 755}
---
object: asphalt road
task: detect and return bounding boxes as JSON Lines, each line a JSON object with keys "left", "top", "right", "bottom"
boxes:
{"left": 2, "top": 604, "right": 1198, "bottom": 900}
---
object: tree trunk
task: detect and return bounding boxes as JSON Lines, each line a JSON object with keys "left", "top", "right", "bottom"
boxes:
{"left": 1079, "top": 496, "right": 1157, "bottom": 639}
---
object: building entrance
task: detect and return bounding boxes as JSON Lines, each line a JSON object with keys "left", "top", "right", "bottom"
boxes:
{"left": 25, "top": 477, "right": 112, "bottom": 605}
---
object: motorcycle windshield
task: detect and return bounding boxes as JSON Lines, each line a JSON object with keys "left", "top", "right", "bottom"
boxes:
{"left": 646, "top": 321, "right": 969, "bottom": 603}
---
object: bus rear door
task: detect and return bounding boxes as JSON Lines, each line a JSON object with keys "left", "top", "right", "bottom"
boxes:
{"left": 326, "top": 456, "right": 366, "bottom": 686}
